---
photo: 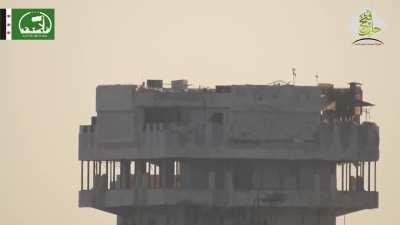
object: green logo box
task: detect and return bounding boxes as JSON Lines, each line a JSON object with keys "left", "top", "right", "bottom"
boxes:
{"left": 12, "top": 8, "right": 54, "bottom": 40}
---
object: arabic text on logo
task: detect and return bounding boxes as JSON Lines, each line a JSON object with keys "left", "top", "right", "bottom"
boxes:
{"left": 353, "top": 9, "right": 383, "bottom": 45}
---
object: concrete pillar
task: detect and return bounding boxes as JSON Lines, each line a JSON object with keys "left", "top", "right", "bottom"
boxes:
{"left": 87, "top": 161, "right": 90, "bottom": 190}
{"left": 161, "top": 160, "right": 174, "bottom": 188}
{"left": 225, "top": 163, "right": 234, "bottom": 192}
{"left": 208, "top": 171, "right": 216, "bottom": 190}
{"left": 121, "top": 160, "right": 131, "bottom": 189}
{"left": 374, "top": 161, "right": 377, "bottom": 191}
{"left": 81, "top": 161, "right": 83, "bottom": 190}
{"left": 368, "top": 161, "right": 371, "bottom": 191}
{"left": 142, "top": 170, "right": 149, "bottom": 189}
{"left": 181, "top": 160, "right": 191, "bottom": 189}
{"left": 135, "top": 160, "right": 145, "bottom": 188}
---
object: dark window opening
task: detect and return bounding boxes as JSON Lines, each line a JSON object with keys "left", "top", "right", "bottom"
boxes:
{"left": 144, "top": 107, "right": 183, "bottom": 126}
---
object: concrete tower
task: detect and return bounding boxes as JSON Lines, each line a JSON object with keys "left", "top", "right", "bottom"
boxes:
{"left": 79, "top": 80, "right": 379, "bottom": 225}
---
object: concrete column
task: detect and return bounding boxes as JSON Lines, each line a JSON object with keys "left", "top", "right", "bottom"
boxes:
{"left": 121, "top": 160, "right": 131, "bottom": 189}
{"left": 142, "top": 162, "right": 150, "bottom": 189}
{"left": 160, "top": 160, "right": 174, "bottom": 188}
{"left": 181, "top": 160, "right": 191, "bottom": 189}
{"left": 87, "top": 161, "right": 90, "bottom": 190}
{"left": 112, "top": 161, "right": 116, "bottom": 189}
{"left": 225, "top": 162, "right": 234, "bottom": 192}
{"left": 368, "top": 161, "right": 371, "bottom": 191}
{"left": 344, "top": 162, "right": 347, "bottom": 191}
{"left": 341, "top": 163, "right": 344, "bottom": 191}
{"left": 135, "top": 160, "right": 145, "bottom": 188}
{"left": 208, "top": 171, "right": 216, "bottom": 190}
{"left": 81, "top": 161, "right": 83, "bottom": 190}
{"left": 105, "top": 161, "right": 109, "bottom": 190}
{"left": 374, "top": 161, "right": 377, "bottom": 191}
{"left": 92, "top": 161, "right": 96, "bottom": 188}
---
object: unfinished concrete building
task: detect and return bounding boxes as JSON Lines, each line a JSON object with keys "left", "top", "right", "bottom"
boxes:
{"left": 78, "top": 80, "right": 379, "bottom": 225}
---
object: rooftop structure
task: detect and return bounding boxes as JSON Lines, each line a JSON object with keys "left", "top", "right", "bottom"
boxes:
{"left": 78, "top": 80, "right": 379, "bottom": 225}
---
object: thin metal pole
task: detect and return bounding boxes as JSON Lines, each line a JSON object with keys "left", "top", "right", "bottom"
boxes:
{"left": 87, "top": 161, "right": 90, "bottom": 190}
{"left": 341, "top": 163, "right": 344, "bottom": 191}
{"left": 110, "top": 161, "right": 113, "bottom": 189}
{"left": 106, "top": 161, "right": 109, "bottom": 190}
{"left": 344, "top": 163, "right": 347, "bottom": 191}
{"left": 374, "top": 161, "right": 377, "bottom": 191}
{"left": 368, "top": 161, "right": 371, "bottom": 191}
{"left": 349, "top": 163, "right": 352, "bottom": 191}
{"left": 356, "top": 162, "right": 359, "bottom": 180}
{"left": 99, "top": 161, "right": 101, "bottom": 175}
{"left": 362, "top": 161, "right": 365, "bottom": 190}
{"left": 81, "top": 161, "right": 83, "bottom": 190}
{"left": 113, "top": 161, "right": 116, "bottom": 189}
{"left": 118, "top": 161, "right": 121, "bottom": 189}
{"left": 93, "top": 161, "right": 96, "bottom": 187}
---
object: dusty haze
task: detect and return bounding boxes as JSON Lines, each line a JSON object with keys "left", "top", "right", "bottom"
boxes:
{"left": 1, "top": 0, "right": 399, "bottom": 225}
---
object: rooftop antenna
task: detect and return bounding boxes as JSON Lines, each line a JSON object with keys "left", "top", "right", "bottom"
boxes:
{"left": 292, "top": 68, "right": 296, "bottom": 85}
{"left": 315, "top": 73, "right": 319, "bottom": 83}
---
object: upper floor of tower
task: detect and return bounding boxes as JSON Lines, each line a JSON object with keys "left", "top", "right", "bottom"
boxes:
{"left": 79, "top": 80, "right": 379, "bottom": 161}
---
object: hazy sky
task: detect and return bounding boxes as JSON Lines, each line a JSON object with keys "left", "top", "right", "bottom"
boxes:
{"left": 1, "top": 1, "right": 399, "bottom": 225}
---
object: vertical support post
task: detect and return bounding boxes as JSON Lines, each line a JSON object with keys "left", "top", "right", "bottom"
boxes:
{"left": 92, "top": 161, "right": 96, "bottom": 188}
{"left": 356, "top": 162, "right": 359, "bottom": 180}
{"left": 121, "top": 160, "right": 131, "bottom": 189}
{"left": 160, "top": 160, "right": 167, "bottom": 188}
{"left": 362, "top": 161, "right": 365, "bottom": 191}
{"left": 174, "top": 160, "right": 181, "bottom": 189}
{"left": 145, "top": 161, "right": 150, "bottom": 188}
{"left": 209, "top": 170, "right": 216, "bottom": 190}
{"left": 341, "top": 162, "right": 344, "bottom": 191}
{"left": 109, "top": 161, "right": 111, "bottom": 189}
{"left": 94, "top": 161, "right": 97, "bottom": 175}
{"left": 118, "top": 161, "right": 122, "bottom": 189}
{"left": 368, "top": 161, "right": 371, "bottom": 192}
{"left": 106, "top": 161, "right": 109, "bottom": 190}
{"left": 113, "top": 161, "right": 116, "bottom": 189}
{"left": 225, "top": 161, "right": 234, "bottom": 193}
{"left": 362, "top": 162, "right": 365, "bottom": 177}
{"left": 97, "top": 161, "right": 101, "bottom": 177}
{"left": 344, "top": 162, "right": 347, "bottom": 191}
{"left": 349, "top": 163, "right": 352, "bottom": 191}
{"left": 135, "top": 160, "right": 145, "bottom": 188}
{"left": 150, "top": 162, "right": 154, "bottom": 188}
{"left": 81, "top": 161, "right": 83, "bottom": 191}
{"left": 374, "top": 161, "right": 377, "bottom": 191}
{"left": 87, "top": 161, "right": 90, "bottom": 190}
{"left": 356, "top": 162, "right": 359, "bottom": 191}
{"left": 111, "top": 161, "right": 114, "bottom": 189}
